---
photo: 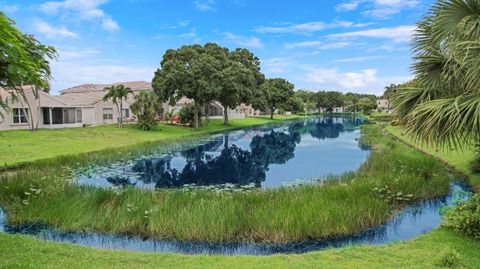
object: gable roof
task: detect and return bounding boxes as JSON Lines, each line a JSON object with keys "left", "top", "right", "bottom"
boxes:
{"left": 60, "top": 81, "right": 152, "bottom": 94}
{"left": 56, "top": 92, "right": 106, "bottom": 106}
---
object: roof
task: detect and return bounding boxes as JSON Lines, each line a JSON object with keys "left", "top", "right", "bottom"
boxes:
{"left": 56, "top": 92, "right": 105, "bottom": 106}
{"left": 38, "top": 91, "right": 69, "bottom": 107}
{"left": 60, "top": 81, "right": 152, "bottom": 94}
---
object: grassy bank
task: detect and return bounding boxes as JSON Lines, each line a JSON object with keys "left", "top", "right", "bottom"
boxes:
{"left": 0, "top": 124, "right": 452, "bottom": 243}
{"left": 1, "top": 229, "right": 479, "bottom": 269}
{"left": 0, "top": 115, "right": 303, "bottom": 167}
{"left": 386, "top": 125, "right": 480, "bottom": 186}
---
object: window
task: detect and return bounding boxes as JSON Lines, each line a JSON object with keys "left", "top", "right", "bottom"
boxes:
{"left": 12, "top": 108, "right": 28, "bottom": 124}
{"left": 122, "top": 108, "right": 129, "bottom": 118}
{"left": 76, "top": 109, "right": 82, "bottom": 123}
{"left": 103, "top": 108, "right": 113, "bottom": 120}
{"left": 64, "top": 108, "right": 76, "bottom": 124}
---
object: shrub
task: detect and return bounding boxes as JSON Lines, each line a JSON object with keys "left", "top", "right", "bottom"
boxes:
{"left": 136, "top": 114, "right": 157, "bottom": 131}
{"left": 470, "top": 143, "right": 480, "bottom": 173}
{"left": 434, "top": 249, "right": 462, "bottom": 268}
{"left": 179, "top": 104, "right": 203, "bottom": 127}
{"left": 443, "top": 194, "right": 480, "bottom": 240}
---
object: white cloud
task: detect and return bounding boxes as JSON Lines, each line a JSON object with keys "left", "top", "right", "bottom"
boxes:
{"left": 194, "top": 0, "right": 216, "bottom": 11}
{"left": 284, "top": 41, "right": 352, "bottom": 50}
{"left": 304, "top": 68, "right": 378, "bottom": 89}
{"left": 301, "top": 67, "right": 411, "bottom": 94}
{"left": 59, "top": 49, "right": 100, "bottom": 60}
{"left": 336, "top": 1, "right": 360, "bottom": 11}
{"left": 38, "top": 0, "right": 119, "bottom": 31}
{"left": 328, "top": 25, "right": 416, "bottom": 43}
{"left": 336, "top": 0, "right": 420, "bottom": 19}
{"left": 255, "top": 22, "right": 326, "bottom": 34}
{"left": 179, "top": 28, "right": 198, "bottom": 39}
{"left": 1, "top": 4, "right": 19, "bottom": 13}
{"left": 102, "top": 17, "right": 119, "bottom": 31}
{"left": 284, "top": 41, "right": 323, "bottom": 49}
{"left": 221, "top": 32, "right": 262, "bottom": 48}
{"left": 262, "top": 57, "right": 292, "bottom": 74}
{"left": 255, "top": 20, "right": 371, "bottom": 35}
{"left": 333, "top": 55, "right": 385, "bottom": 63}
{"left": 32, "top": 19, "right": 77, "bottom": 39}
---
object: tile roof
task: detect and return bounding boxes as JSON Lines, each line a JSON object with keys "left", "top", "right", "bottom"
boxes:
{"left": 60, "top": 81, "right": 152, "bottom": 94}
{"left": 56, "top": 92, "right": 105, "bottom": 106}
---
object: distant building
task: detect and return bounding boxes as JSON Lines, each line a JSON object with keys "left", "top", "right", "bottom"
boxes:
{"left": 376, "top": 99, "right": 390, "bottom": 112}
{"left": 0, "top": 81, "right": 260, "bottom": 131}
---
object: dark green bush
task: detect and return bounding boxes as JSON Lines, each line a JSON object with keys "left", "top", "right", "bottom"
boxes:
{"left": 443, "top": 194, "right": 480, "bottom": 240}
{"left": 136, "top": 114, "right": 158, "bottom": 131}
{"left": 179, "top": 104, "right": 203, "bottom": 127}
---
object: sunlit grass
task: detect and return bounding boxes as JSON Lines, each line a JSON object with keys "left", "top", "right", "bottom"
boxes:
{"left": 386, "top": 125, "right": 480, "bottom": 186}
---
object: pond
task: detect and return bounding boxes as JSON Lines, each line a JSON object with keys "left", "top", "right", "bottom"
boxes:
{"left": 76, "top": 116, "right": 370, "bottom": 189}
{"left": 0, "top": 182, "right": 470, "bottom": 255}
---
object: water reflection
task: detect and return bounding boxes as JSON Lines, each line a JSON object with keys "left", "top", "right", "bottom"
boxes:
{"left": 76, "top": 117, "right": 370, "bottom": 189}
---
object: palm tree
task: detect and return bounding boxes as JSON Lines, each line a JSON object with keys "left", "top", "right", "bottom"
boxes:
{"left": 393, "top": 0, "right": 480, "bottom": 147}
{"left": 103, "top": 85, "right": 133, "bottom": 128}
{"left": 130, "top": 91, "right": 164, "bottom": 130}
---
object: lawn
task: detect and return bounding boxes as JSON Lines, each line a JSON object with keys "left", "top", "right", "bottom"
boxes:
{"left": 386, "top": 125, "right": 480, "bottom": 186}
{"left": 0, "top": 115, "right": 303, "bottom": 167}
{"left": 1, "top": 229, "right": 479, "bottom": 269}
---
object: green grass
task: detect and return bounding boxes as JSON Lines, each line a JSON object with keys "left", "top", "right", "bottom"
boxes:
{"left": 386, "top": 125, "right": 480, "bottom": 186}
{"left": 1, "top": 229, "right": 479, "bottom": 269}
{"left": 0, "top": 124, "right": 452, "bottom": 243}
{"left": 0, "top": 115, "right": 303, "bottom": 168}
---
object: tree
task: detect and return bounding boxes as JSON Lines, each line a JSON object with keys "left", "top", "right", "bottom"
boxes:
{"left": 324, "top": 91, "right": 344, "bottom": 112}
{"left": 130, "top": 91, "right": 163, "bottom": 130}
{"left": 213, "top": 46, "right": 265, "bottom": 125}
{"left": 350, "top": 97, "right": 377, "bottom": 113}
{"left": 392, "top": 0, "right": 480, "bottom": 146}
{"left": 0, "top": 12, "right": 57, "bottom": 130}
{"left": 152, "top": 44, "right": 219, "bottom": 130}
{"left": 313, "top": 91, "right": 327, "bottom": 113}
{"left": 103, "top": 85, "right": 133, "bottom": 128}
{"left": 281, "top": 95, "right": 305, "bottom": 114}
{"left": 259, "top": 78, "right": 294, "bottom": 119}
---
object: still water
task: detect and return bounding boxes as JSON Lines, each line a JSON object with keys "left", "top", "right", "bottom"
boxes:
{"left": 76, "top": 117, "right": 370, "bottom": 189}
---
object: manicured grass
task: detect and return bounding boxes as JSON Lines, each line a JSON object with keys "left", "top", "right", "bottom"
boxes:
{"left": 0, "top": 124, "right": 452, "bottom": 243}
{"left": 386, "top": 125, "right": 480, "bottom": 186}
{"left": 1, "top": 229, "right": 479, "bottom": 269}
{"left": 0, "top": 115, "right": 303, "bottom": 167}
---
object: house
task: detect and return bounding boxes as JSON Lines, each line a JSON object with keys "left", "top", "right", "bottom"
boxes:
{"left": 58, "top": 81, "right": 158, "bottom": 125}
{"left": 376, "top": 99, "right": 390, "bottom": 112}
{"left": 0, "top": 81, "right": 154, "bottom": 131}
{"left": 166, "top": 97, "right": 260, "bottom": 119}
{"left": 0, "top": 86, "right": 85, "bottom": 131}
{"left": 0, "top": 81, "right": 259, "bottom": 131}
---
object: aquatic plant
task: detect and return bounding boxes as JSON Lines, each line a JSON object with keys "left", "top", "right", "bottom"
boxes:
{"left": 0, "top": 124, "right": 453, "bottom": 243}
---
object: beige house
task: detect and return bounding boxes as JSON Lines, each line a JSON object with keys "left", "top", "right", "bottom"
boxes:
{"left": 0, "top": 87, "right": 84, "bottom": 131}
{"left": 376, "top": 99, "right": 390, "bottom": 113}
{"left": 0, "top": 81, "right": 258, "bottom": 131}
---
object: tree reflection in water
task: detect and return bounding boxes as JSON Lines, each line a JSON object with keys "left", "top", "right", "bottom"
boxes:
{"left": 93, "top": 117, "right": 368, "bottom": 189}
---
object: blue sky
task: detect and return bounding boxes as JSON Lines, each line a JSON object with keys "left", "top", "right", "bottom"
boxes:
{"left": 1, "top": 0, "right": 432, "bottom": 95}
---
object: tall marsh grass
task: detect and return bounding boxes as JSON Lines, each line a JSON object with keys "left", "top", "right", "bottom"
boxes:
{"left": 0, "top": 125, "right": 453, "bottom": 243}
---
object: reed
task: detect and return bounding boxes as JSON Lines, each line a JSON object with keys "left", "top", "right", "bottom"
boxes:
{"left": 0, "top": 124, "right": 453, "bottom": 243}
